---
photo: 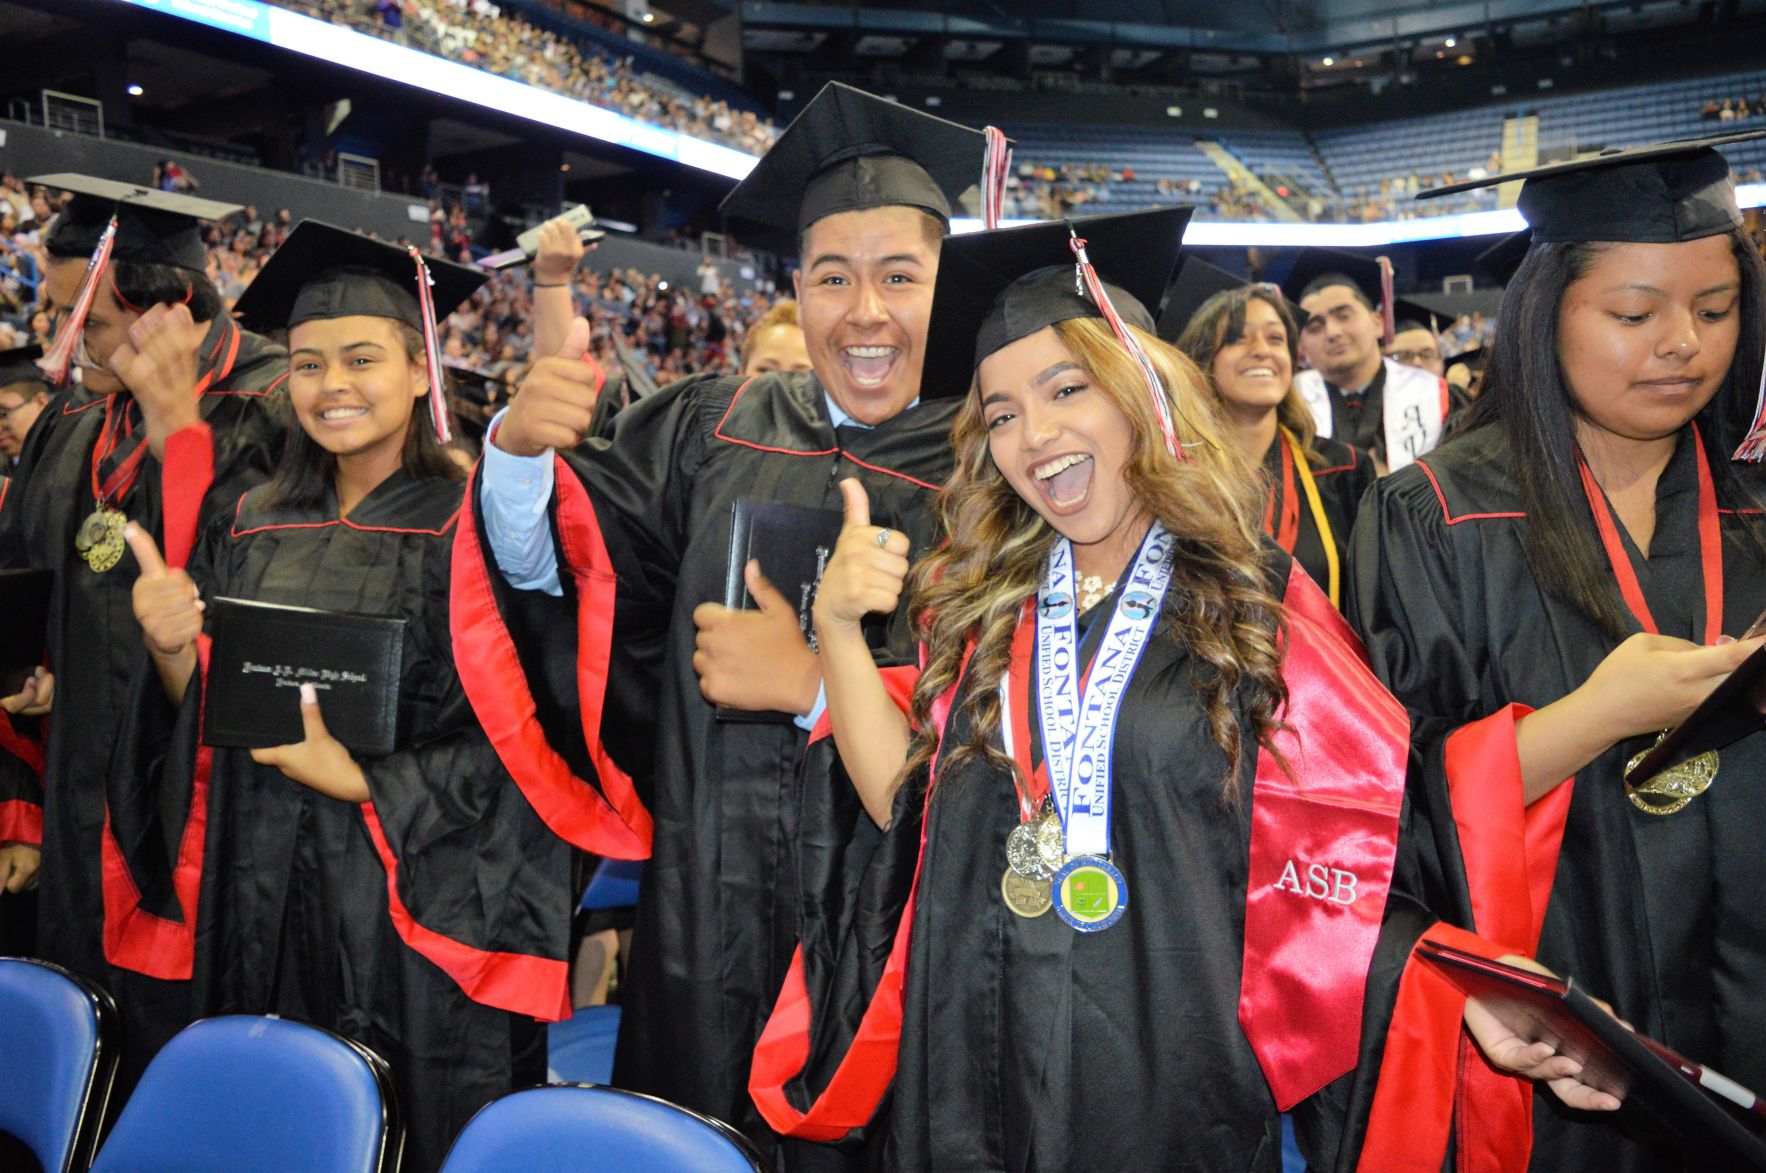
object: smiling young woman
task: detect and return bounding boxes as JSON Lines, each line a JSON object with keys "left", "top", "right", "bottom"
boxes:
{"left": 750, "top": 209, "right": 1615, "bottom": 1172}
{"left": 1176, "top": 284, "right": 1374, "bottom": 608}
{"left": 111, "top": 222, "right": 575, "bottom": 1173}
{"left": 1351, "top": 131, "right": 1766, "bottom": 1170}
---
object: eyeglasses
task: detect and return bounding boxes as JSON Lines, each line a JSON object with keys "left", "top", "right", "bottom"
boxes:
{"left": 1389, "top": 348, "right": 1441, "bottom": 365}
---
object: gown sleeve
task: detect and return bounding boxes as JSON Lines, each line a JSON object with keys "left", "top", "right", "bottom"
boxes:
{"left": 0, "top": 726, "right": 44, "bottom": 847}
{"left": 450, "top": 374, "right": 725, "bottom": 860}
{"left": 356, "top": 541, "right": 574, "bottom": 1021}
{"left": 1343, "top": 464, "right": 1579, "bottom": 1171}
{"left": 102, "top": 503, "right": 238, "bottom": 979}
{"left": 748, "top": 663, "right": 928, "bottom": 1145}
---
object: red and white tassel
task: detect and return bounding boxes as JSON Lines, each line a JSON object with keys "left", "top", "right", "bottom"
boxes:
{"left": 1376, "top": 255, "right": 1396, "bottom": 349}
{"left": 982, "top": 126, "right": 1012, "bottom": 229}
{"left": 1070, "top": 230, "right": 1182, "bottom": 460}
{"left": 37, "top": 216, "right": 119, "bottom": 387}
{"left": 1735, "top": 352, "right": 1766, "bottom": 462}
{"left": 408, "top": 245, "right": 453, "bottom": 444}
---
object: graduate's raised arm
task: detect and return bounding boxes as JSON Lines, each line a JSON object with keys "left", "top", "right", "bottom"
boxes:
{"left": 813, "top": 477, "right": 913, "bottom": 828}
{"left": 530, "top": 215, "right": 590, "bottom": 360}
{"left": 493, "top": 317, "right": 599, "bottom": 458}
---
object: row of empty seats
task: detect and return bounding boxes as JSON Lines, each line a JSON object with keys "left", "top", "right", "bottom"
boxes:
{"left": 1006, "top": 66, "right": 1766, "bottom": 223}
{"left": 0, "top": 955, "right": 759, "bottom": 1173}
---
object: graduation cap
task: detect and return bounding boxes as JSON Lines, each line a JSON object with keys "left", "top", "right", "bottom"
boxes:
{"left": 921, "top": 206, "right": 1192, "bottom": 453}
{"left": 233, "top": 220, "right": 489, "bottom": 443}
{"left": 1155, "top": 254, "right": 1247, "bottom": 343}
{"left": 32, "top": 174, "right": 243, "bottom": 385}
{"left": 1418, "top": 131, "right": 1766, "bottom": 245}
{"left": 1277, "top": 247, "right": 1398, "bottom": 346}
{"left": 35, "top": 173, "right": 239, "bottom": 272}
{"left": 719, "top": 82, "right": 993, "bottom": 253}
{"left": 0, "top": 345, "right": 46, "bottom": 389}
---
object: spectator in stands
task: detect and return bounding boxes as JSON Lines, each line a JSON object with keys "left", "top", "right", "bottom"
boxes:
{"left": 739, "top": 298, "right": 811, "bottom": 375}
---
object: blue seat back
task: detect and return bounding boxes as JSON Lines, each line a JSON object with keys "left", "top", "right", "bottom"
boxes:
{"left": 0, "top": 957, "right": 116, "bottom": 1173}
{"left": 441, "top": 1084, "right": 765, "bottom": 1173}
{"left": 579, "top": 857, "right": 644, "bottom": 912}
{"left": 89, "top": 1015, "right": 398, "bottom": 1173}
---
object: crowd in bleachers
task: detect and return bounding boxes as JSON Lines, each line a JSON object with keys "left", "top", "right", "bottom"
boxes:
{"left": 278, "top": 0, "right": 778, "bottom": 155}
{"left": 0, "top": 173, "right": 770, "bottom": 404}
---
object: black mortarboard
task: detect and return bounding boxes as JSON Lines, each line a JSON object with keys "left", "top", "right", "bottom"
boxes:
{"left": 1417, "top": 131, "right": 1766, "bottom": 243}
{"left": 719, "top": 82, "right": 990, "bottom": 252}
{"left": 232, "top": 220, "right": 487, "bottom": 334}
{"left": 1155, "top": 254, "right": 1247, "bottom": 342}
{"left": 1278, "top": 248, "right": 1386, "bottom": 311}
{"left": 34, "top": 174, "right": 239, "bottom": 272}
{"left": 920, "top": 207, "right": 1192, "bottom": 400}
{"left": 0, "top": 346, "right": 46, "bottom": 388}
{"left": 1390, "top": 299, "right": 1448, "bottom": 337}
{"left": 234, "top": 221, "right": 489, "bottom": 443}
{"left": 1477, "top": 230, "right": 1532, "bottom": 286}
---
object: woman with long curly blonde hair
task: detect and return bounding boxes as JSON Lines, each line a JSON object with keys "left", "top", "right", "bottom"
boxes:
{"left": 747, "top": 210, "right": 1614, "bottom": 1171}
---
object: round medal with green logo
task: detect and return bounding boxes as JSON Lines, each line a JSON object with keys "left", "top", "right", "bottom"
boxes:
{"left": 1052, "top": 855, "right": 1127, "bottom": 933}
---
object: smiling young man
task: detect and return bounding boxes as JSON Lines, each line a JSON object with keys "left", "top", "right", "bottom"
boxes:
{"left": 457, "top": 83, "right": 990, "bottom": 1164}
{"left": 0, "top": 175, "right": 288, "bottom": 1092}
{"left": 1285, "top": 249, "right": 1456, "bottom": 471}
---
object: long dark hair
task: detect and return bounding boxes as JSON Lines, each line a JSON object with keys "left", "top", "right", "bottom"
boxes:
{"left": 1472, "top": 229, "right": 1766, "bottom": 638}
{"left": 263, "top": 320, "right": 463, "bottom": 510}
{"left": 1174, "top": 285, "right": 1321, "bottom": 461}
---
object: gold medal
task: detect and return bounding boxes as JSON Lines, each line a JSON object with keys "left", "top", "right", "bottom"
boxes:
{"left": 1006, "top": 820, "right": 1053, "bottom": 880}
{"left": 75, "top": 507, "right": 112, "bottom": 553}
{"left": 81, "top": 509, "right": 127, "bottom": 573}
{"left": 1624, "top": 732, "right": 1718, "bottom": 816}
{"left": 1000, "top": 866, "right": 1052, "bottom": 918}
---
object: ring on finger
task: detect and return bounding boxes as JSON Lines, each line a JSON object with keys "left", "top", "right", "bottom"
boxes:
{"left": 875, "top": 529, "right": 895, "bottom": 548}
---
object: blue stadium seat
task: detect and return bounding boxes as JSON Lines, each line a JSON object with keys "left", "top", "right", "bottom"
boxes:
{"left": 0, "top": 957, "right": 117, "bottom": 1173}
{"left": 439, "top": 1084, "right": 767, "bottom": 1173}
{"left": 547, "top": 1005, "right": 622, "bottom": 1085}
{"left": 579, "top": 857, "right": 644, "bottom": 912}
{"left": 88, "top": 1016, "right": 400, "bottom": 1173}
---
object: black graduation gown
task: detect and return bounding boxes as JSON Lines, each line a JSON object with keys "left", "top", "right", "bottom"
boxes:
{"left": 0, "top": 317, "right": 286, "bottom": 1054}
{"left": 1348, "top": 424, "right": 1766, "bottom": 1171}
{"left": 751, "top": 553, "right": 1475, "bottom": 1171}
{"left": 1260, "top": 431, "right": 1373, "bottom": 606}
{"left": 453, "top": 369, "right": 958, "bottom": 1160}
{"left": 109, "top": 473, "right": 571, "bottom": 1173}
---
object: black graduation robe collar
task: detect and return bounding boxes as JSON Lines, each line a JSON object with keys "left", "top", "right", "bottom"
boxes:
{"left": 232, "top": 468, "right": 462, "bottom": 536}
{"left": 711, "top": 368, "right": 957, "bottom": 490}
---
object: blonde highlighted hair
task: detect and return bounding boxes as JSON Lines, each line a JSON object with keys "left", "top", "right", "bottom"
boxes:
{"left": 903, "top": 315, "right": 1290, "bottom": 800}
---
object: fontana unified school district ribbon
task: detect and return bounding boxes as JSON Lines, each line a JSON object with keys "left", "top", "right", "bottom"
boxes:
{"left": 1035, "top": 523, "right": 1175, "bottom": 931}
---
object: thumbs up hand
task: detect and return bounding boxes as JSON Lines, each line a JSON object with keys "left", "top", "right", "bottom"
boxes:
{"left": 691, "top": 558, "right": 820, "bottom": 715}
{"left": 126, "top": 523, "right": 204, "bottom": 658}
{"left": 494, "top": 317, "right": 599, "bottom": 457}
{"left": 813, "top": 478, "right": 911, "bottom": 635}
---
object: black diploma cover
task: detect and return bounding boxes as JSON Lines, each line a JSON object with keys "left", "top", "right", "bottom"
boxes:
{"left": 0, "top": 568, "right": 52, "bottom": 696}
{"left": 203, "top": 597, "right": 405, "bottom": 756}
{"left": 1418, "top": 940, "right": 1766, "bottom": 1168}
{"left": 717, "top": 498, "right": 845, "bottom": 724}
{"left": 1628, "top": 640, "right": 1766, "bottom": 783}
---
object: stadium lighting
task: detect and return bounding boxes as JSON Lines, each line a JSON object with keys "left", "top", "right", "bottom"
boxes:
{"left": 113, "top": 0, "right": 759, "bottom": 181}
{"left": 642, "top": 12, "right": 655, "bottom": 22}
{"left": 1322, "top": 56, "right": 1334, "bottom": 66}
{"left": 1444, "top": 37, "right": 1457, "bottom": 48}
{"left": 128, "top": 84, "right": 144, "bottom": 96}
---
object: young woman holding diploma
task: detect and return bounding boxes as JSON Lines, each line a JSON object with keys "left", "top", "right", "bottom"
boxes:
{"left": 747, "top": 208, "right": 1616, "bottom": 1171}
{"left": 114, "top": 223, "right": 586, "bottom": 1172}
{"left": 1351, "top": 133, "right": 1766, "bottom": 1170}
